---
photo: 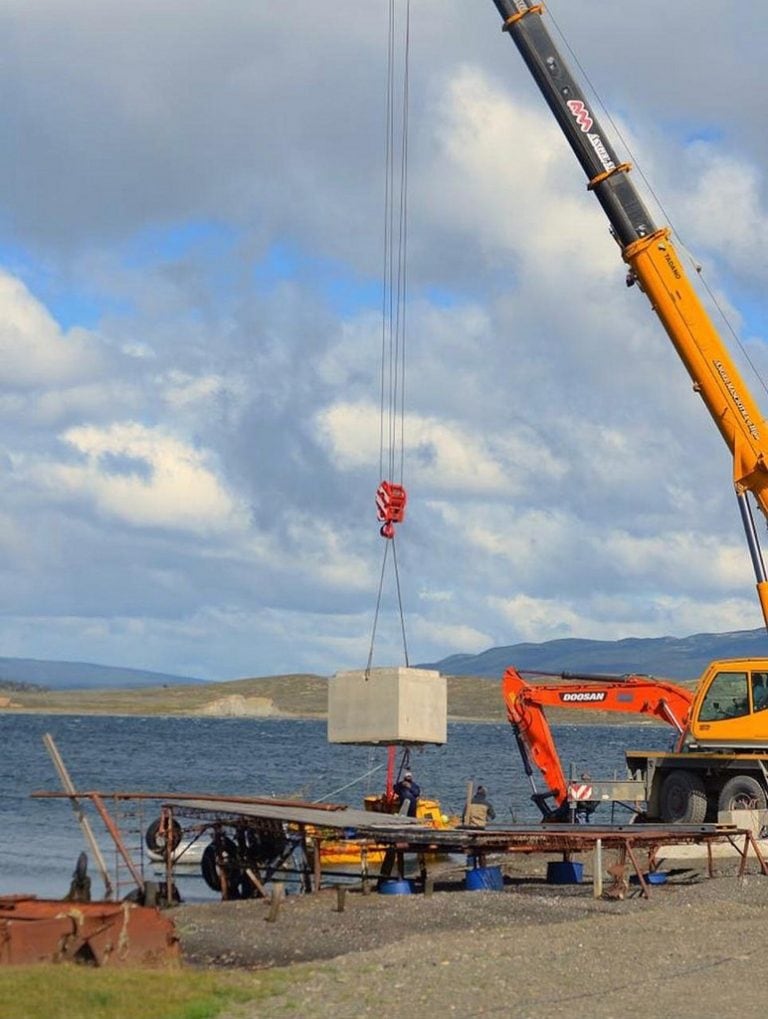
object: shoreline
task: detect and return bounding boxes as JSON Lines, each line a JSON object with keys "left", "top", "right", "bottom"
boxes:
{"left": 0, "top": 706, "right": 667, "bottom": 726}
{"left": 173, "top": 854, "right": 768, "bottom": 1018}
{"left": 0, "top": 705, "right": 668, "bottom": 729}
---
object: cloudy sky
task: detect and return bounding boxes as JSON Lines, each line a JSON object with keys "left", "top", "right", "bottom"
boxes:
{"left": 0, "top": 0, "right": 766, "bottom": 681}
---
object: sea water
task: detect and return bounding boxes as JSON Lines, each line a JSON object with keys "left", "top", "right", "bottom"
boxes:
{"left": 0, "top": 714, "right": 673, "bottom": 900}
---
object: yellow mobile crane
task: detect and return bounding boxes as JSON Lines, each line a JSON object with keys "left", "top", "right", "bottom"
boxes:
{"left": 490, "top": 2, "right": 768, "bottom": 821}
{"left": 492, "top": 0, "right": 768, "bottom": 625}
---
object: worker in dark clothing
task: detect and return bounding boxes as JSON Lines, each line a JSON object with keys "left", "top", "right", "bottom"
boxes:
{"left": 465, "top": 785, "right": 496, "bottom": 828}
{"left": 393, "top": 771, "right": 421, "bottom": 817}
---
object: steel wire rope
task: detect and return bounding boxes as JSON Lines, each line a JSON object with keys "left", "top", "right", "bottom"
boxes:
{"left": 394, "top": 2, "right": 411, "bottom": 487}
{"left": 366, "top": 540, "right": 392, "bottom": 676}
{"left": 379, "top": 2, "right": 395, "bottom": 484}
{"left": 312, "top": 763, "right": 386, "bottom": 804}
{"left": 546, "top": 2, "right": 768, "bottom": 404}
{"left": 367, "top": 0, "right": 412, "bottom": 674}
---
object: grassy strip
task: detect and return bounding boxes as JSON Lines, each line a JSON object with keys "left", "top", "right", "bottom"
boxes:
{"left": 4, "top": 671, "right": 696, "bottom": 722}
{"left": 0, "top": 964, "right": 290, "bottom": 1019}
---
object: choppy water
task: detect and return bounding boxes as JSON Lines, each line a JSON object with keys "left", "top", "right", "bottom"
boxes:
{"left": 0, "top": 714, "right": 674, "bottom": 900}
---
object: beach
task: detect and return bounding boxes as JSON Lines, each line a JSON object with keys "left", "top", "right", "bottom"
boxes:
{"left": 173, "top": 852, "right": 768, "bottom": 1018}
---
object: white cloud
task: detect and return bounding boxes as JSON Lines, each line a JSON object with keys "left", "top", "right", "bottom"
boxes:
{"left": 423, "top": 67, "right": 617, "bottom": 274}
{"left": 162, "top": 371, "right": 229, "bottom": 410}
{"left": 603, "top": 530, "right": 750, "bottom": 592}
{"left": 488, "top": 591, "right": 762, "bottom": 644}
{"left": 40, "top": 422, "right": 248, "bottom": 534}
{"left": 408, "top": 615, "right": 493, "bottom": 655}
{"left": 316, "top": 399, "right": 565, "bottom": 495}
{"left": 0, "top": 271, "right": 103, "bottom": 388}
{"left": 0, "top": 2, "right": 763, "bottom": 679}
{"left": 676, "top": 147, "right": 768, "bottom": 284}
{"left": 261, "top": 513, "right": 374, "bottom": 591}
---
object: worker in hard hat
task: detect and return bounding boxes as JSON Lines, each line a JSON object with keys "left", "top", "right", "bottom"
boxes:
{"left": 393, "top": 771, "right": 420, "bottom": 817}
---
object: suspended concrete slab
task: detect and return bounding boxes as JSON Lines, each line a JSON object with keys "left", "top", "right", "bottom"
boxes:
{"left": 327, "top": 666, "right": 447, "bottom": 745}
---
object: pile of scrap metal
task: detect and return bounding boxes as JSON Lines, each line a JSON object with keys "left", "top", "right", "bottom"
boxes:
{"left": 0, "top": 896, "right": 179, "bottom": 967}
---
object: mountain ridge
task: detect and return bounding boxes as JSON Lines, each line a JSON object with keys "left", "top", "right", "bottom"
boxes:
{"left": 0, "top": 657, "right": 205, "bottom": 691}
{"left": 421, "top": 627, "right": 768, "bottom": 681}
{"left": 3, "top": 625, "right": 767, "bottom": 693}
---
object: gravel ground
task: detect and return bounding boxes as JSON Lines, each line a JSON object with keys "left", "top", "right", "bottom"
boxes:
{"left": 173, "top": 853, "right": 768, "bottom": 1019}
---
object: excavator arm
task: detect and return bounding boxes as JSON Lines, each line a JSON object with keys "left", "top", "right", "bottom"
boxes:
{"left": 490, "top": 1, "right": 768, "bottom": 628}
{"left": 501, "top": 666, "right": 694, "bottom": 816}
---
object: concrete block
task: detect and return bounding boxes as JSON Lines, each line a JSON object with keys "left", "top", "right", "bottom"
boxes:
{"left": 327, "top": 666, "right": 447, "bottom": 745}
{"left": 717, "top": 808, "right": 768, "bottom": 834}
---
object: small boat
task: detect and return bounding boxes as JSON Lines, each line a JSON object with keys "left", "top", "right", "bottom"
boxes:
{"left": 146, "top": 838, "right": 205, "bottom": 867}
{"left": 145, "top": 817, "right": 205, "bottom": 866}
{"left": 314, "top": 796, "right": 459, "bottom": 867}
{"left": 0, "top": 895, "right": 179, "bottom": 966}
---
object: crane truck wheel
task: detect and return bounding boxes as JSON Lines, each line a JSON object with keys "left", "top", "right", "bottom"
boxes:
{"left": 717, "top": 775, "right": 768, "bottom": 814}
{"left": 659, "top": 770, "right": 707, "bottom": 824}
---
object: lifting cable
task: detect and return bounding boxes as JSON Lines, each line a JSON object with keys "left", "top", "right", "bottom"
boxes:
{"left": 367, "top": 0, "right": 412, "bottom": 675}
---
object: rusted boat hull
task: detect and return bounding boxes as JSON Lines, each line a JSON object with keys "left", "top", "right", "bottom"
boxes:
{"left": 0, "top": 896, "right": 179, "bottom": 967}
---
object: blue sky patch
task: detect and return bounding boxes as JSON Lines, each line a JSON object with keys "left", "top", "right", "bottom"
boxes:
{"left": 253, "top": 242, "right": 381, "bottom": 314}
{"left": 0, "top": 239, "right": 131, "bottom": 329}
{"left": 121, "top": 220, "right": 239, "bottom": 270}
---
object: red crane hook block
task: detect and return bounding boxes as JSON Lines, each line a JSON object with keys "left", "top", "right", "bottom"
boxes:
{"left": 376, "top": 480, "right": 407, "bottom": 539}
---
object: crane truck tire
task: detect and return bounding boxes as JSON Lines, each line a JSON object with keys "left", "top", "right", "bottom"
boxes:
{"left": 717, "top": 775, "right": 768, "bottom": 813}
{"left": 659, "top": 771, "right": 707, "bottom": 824}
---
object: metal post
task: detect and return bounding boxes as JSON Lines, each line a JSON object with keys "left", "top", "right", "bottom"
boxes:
{"left": 163, "top": 807, "right": 174, "bottom": 906}
{"left": 267, "top": 883, "right": 284, "bottom": 922}
{"left": 464, "top": 781, "right": 474, "bottom": 825}
{"left": 42, "top": 733, "right": 114, "bottom": 900}
{"left": 335, "top": 886, "right": 346, "bottom": 913}
{"left": 90, "top": 793, "right": 145, "bottom": 894}
{"left": 593, "top": 838, "right": 603, "bottom": 898}
{"left": 737, "top": 491, "right": 767, "bottom": 582}
{"left": 736, "top": 491, "right": 768, "bottom": 632}
{"left": 312, "top": 836, "right": 322, "bottom": 892}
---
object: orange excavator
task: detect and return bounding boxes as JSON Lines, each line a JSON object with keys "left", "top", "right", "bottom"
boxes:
{"left": 502, "top": 666, "right": 693, "bottom": 820}
{"left": 503, "top": 660, "right": 768, "bottom": 822}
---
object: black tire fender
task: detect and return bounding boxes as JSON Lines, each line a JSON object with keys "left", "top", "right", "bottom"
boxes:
{"left": 145, "top": 817, "right": 182, "bottom": 854}
{"left": 201, "top": 836, "right": 239, "bottom": 893}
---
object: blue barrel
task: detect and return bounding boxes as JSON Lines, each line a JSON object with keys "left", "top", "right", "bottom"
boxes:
{"left": 378, "top": 879, "right": 413, "bottom": 895}
{"left": 546, "top": 861, "right": 583, "bottom": 885}
{"left": 465, "top": 866, "right": 504, "bottom": 892}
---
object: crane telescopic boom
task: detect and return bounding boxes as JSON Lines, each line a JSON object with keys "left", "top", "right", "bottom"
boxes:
{"left": 491, "top": 0, "right": 768, "bottom": 629}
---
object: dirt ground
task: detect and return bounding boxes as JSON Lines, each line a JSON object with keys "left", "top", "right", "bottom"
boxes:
{"left": 171, "top": 849, "right": 768, "bottom": 1019}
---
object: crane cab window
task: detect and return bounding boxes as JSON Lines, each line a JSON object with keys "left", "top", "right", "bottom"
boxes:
{"left": 698, "top": 671, "right": 749, "bottom": 722}
{"left": 751, "top": 672, "right": 768, "bottom": 712}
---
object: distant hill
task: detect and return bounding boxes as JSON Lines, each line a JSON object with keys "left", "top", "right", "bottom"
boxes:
{"left": 421, "top": 627, "right": 768, "bottom": 682}
{"left": 0, "top": 657, "right": 204, "bottom": 691}
{"left": 5, "top": 624, "right": 768, "bottom": 697}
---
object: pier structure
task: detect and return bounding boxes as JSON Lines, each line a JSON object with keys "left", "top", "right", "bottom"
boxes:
{"left": 32, "top": 789, "right": 768, "bottom": 903}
